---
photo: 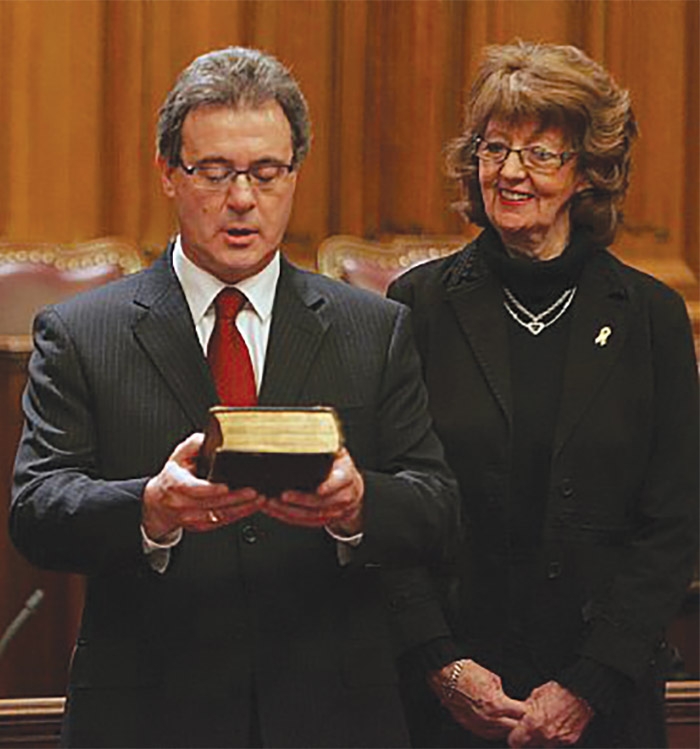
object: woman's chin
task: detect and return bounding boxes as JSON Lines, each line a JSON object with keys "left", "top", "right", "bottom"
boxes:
{"left": 495, "top": 223, "right": 537, "bottom": 249}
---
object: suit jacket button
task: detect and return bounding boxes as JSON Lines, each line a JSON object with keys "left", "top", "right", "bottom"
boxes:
{"left": 547, "top": 561, "right": 562, "bottom": 579}
{"left": 241, "top": 524, "right": 258, "bottom": 544}
{"left": 560, "top": 479, "right": 574, "bottom": 497}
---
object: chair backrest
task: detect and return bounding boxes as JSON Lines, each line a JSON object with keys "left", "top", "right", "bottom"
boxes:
{"left": 0, "top": 236, "right": 144, "bottom": 352}
{"left": 316, "top": 234, "right": 465, "bottom": 294}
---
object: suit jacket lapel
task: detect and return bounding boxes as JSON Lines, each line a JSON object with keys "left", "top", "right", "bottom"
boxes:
{"left": 259, "top": 258, "right": 329, "bottom": 405}
{"left": 553, "top": 251, "right": 631, "bottom": 457}
{"left": 132, "top": 248, "right": 217, "bottom": 428}
{"left": 446, "top": 255, "right": 513, "bottom": 426}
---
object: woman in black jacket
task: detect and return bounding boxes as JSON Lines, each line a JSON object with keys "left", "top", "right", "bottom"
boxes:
{"left": 389, "top": 41, "right": 698, "bottom": 748}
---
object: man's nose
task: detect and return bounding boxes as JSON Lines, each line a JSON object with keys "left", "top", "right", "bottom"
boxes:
{"left": 225, "top": 174, "right": 256, "bottom": 211}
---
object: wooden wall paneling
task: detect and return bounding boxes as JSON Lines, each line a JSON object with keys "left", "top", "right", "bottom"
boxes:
{"left": 683, "top": 0, "right": 699, "bottom": 282}
{"left": 604, "top": 1, "right": 698, "bottom": 297}
{"left": 438, "top": 0, "right": 482, "bottom": 238}
{"left": 461, "top": 0, "right": 490, "bottom": 83}
{"left": 372, "top": 1, "right": 455, "bottom": 236}
{"left": 65, "top": 0, "right": 104, "bottom": 239}
{"left": 103, "top": 1, "right": 150, "bottom": 243}
{"left": 140, "top": 1, "right": 186, "bottom": 252}
{"left": 5, "top": 2, "right": 38, "bottom": 238}
{"left": 437, "top": 1, "right": 470, "bottom": 236}
{"left": 3, "top": 1, "right": 104, "bottom": 242}
{"left": 488, "top": 0, "right": 575, "bottom": 45}
{"left": 247, "top": 0, "right": 336, "bottom": 267}
{"left": 356, "top": 0, "right": 386, "bottom": 240}
{"left": 0, "top": 3, "right": 12, "bottom": 235}
{"left": 578, "top": 0, "right": 608, "bottom": 64}
{"left": 194, "top": 1, "right": 252, "bottom": 53}
{"left": 331, "top": 0, "right": 369, "bottom": 238}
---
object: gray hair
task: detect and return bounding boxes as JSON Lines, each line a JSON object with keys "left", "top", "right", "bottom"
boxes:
{"left": 157, "top": 46, "right": 311, "bottom": 168}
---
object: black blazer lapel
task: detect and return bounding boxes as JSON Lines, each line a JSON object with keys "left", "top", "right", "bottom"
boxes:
{"left": 131, "top": 249, "right": 217, "bottom": 428}
{"left": 446, "top": 269, "right": 513, "bottom": 426}
{"left": 259, "top": 258, "right": 330, "bottom": 405}
{"left": 553, "top": 251, "right": 631, "bottom": 457}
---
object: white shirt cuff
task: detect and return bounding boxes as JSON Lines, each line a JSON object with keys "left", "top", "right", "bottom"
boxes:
{"left": 325, "top": 527, "right": 363, "bottom": 566}
{"left": 141, "top": 525, "right": 183, "bottom": 574}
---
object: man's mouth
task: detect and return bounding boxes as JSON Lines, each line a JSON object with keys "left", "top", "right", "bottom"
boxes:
{"left": 225, "top": 227, "right": 257, "bottom": 237}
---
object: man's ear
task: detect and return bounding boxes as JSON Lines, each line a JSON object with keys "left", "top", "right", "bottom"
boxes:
{"left": 157, "top": 155, "right": 177, "bottom": 198}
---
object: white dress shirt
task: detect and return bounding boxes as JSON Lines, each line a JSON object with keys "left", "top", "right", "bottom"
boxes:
{"left": 172, "top": 235, "right": 278, "bottom": 392}
{"left": 142, "top": 237, "right": 360, "bottom": 570}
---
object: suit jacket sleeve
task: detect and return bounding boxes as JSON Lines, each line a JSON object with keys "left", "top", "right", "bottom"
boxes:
{"left": 375, "top": 285, "right": 459, "bottom": 660}
{"left": 350, "top": 302, "right": 459, "bottom": 570}
{"left": 10, "top": 306, "right": 147, "bottom": 575}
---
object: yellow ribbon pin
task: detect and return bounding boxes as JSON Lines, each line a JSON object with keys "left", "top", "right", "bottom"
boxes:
{"left": 594, "top": 326, "right": 612, "bottom": 346}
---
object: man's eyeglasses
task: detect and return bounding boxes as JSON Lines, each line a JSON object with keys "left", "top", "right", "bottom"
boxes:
{"left": 178, "top": 159, "right": 294, "bottom": 192}
{"left": 474, "top": 137, "right": 577, "bottom": 174}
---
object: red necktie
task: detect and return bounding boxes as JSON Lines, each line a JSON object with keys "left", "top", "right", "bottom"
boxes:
{"left": 207, "top": 288, "right": 257, "bottom": 406}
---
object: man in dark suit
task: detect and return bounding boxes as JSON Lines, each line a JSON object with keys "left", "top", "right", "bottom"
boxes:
{"left": 10, "top": 47, "right": 457, "bottom": 749}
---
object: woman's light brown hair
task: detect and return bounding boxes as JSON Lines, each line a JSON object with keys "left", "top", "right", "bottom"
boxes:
{"left": 447, "top": 41, "right": 638, "bottom": 245}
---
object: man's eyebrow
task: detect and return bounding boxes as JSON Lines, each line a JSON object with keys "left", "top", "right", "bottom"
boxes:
{"left": 190, "top": 156, "right": 288, "bottom": 166}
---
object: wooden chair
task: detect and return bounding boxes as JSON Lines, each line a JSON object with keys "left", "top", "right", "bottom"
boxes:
{"left": 0, "top": 236, "right": 144, "bottom": 353}
{"left": 316, "top": 234, "right": 466, "bottom": 294}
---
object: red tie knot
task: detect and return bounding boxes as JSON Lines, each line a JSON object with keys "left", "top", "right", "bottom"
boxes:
{"left": 214, "top": 287, "right": 246, "bottom": 320}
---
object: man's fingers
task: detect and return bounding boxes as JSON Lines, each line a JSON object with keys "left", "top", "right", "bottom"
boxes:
{"left": 280, "top": 489, "right": 353, "bottom": 513}
{"left": 263, "top": 497, "right": 333, "bottom": 527}
{"left": 499, "top": 717, "right": 521, "bottom": 731}
{"left": 183, "top": 494, "right": 266, "bottom": 531}
{"left": 507, "top": 724, "right": 528, "bottom": 748}
{"left": 170, "top": 432, "right": 205, "bottom": 463}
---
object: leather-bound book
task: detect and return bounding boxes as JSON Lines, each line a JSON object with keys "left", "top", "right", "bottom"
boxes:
{"left": 197, "top": 406, "right": 343, "bottom": 496}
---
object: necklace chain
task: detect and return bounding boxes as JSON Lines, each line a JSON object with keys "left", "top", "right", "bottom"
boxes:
{"left": 503, "top": 285, "right": 577, "bottom": 335}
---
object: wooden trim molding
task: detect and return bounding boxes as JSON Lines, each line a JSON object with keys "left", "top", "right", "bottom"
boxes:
{"left": 0, "top": 685, "right": 697, "bottom": 748}
{"left": 0, "top": 697, "right": 64, "bottom": 748}
{"left": 0, "top": 336, "right": 32, "bottom": 355}
{"left": 666, "top": 680, "right": 700, "bottom": 725}
{"left": 666, "top": 681, "right": 700, "bottom": 749}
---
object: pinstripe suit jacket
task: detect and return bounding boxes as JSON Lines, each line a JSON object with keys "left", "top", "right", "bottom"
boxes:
{"left": 10, "top": 247, "right": 457, "bottom": 748}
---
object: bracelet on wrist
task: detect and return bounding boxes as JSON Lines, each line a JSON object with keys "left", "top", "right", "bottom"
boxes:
{"left": 443, "top": 659, "right": 465, "bottom": 701}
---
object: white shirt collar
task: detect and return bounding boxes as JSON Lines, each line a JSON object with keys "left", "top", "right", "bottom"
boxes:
{"left": 172, "top": 236, "right": 280, "bottom": 325}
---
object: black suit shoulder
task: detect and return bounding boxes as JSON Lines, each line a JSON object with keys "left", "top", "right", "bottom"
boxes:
{"left": 388, "top": 240, "right": 474, "bottom": 308}
{"left": 600, "top": 249, "right": 689, "bottom": 311}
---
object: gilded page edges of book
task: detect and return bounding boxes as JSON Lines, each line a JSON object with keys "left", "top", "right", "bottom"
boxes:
{"left": 197, "top": 406, "right": 344, "bottom": 494}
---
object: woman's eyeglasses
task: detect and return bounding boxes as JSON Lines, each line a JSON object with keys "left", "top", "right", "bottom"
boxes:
{"left": 474, "top": 137, "right": 577, "bottom": 174}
